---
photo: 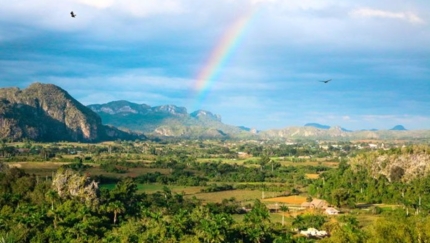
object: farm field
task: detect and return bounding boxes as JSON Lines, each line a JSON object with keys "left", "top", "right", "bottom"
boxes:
{"left": 305, "top": 173, "right": 319, "bottom": 179}
{"left": 6, "top": 161, "right": 171, "bottom": 177}
{"left": 263, "top": 196, "right": 308, "bottom": 205}
{"left": 7, "top": 162, "right": 70, "bottom": 176}
{"left": 100, "top": 183, "right": 204, "bottom": 195}
{"left": 186, "top": 189, "right": 264, "bottom": 203}
{"left": 196, "top": 157, "right": 340, "bottom": 168}
{"left": 277, "top": 160, "right": 339, "bottom": 168}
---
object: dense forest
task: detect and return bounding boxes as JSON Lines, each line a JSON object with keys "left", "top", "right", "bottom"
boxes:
{"left": 1, "top": 141, "right": 430, "bottom": 242}
{"left": 0, "top": 165, "right": 302, "bottom": 242}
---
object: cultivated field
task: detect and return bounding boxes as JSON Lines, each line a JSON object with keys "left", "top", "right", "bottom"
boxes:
{"left": 305, "top": 173, "right": 319, "bottom": 179}
{"left": 263, "top": 196, "right": 308, "bottom": 205}
{"left": 186, "top": 190, "right": 264, "bottom": 203}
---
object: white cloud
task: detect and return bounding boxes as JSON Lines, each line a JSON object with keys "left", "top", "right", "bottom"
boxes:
{"left": 49, "top": 69, "right": 194, "bottom": 92}
{"left": 76, "top": 0, "right": 115, "bottom": 9}
{"left": 75, "top": 0, "right": 185, "bottom": 16}
{"left": 350, "top": 8, "right": 425, "bottom": 24}
{"left": 115, "top": 0, "right": 185, "bottom": 18}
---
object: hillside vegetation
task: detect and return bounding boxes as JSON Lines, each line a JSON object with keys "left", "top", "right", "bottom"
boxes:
{"left": 310, "top": 145, "right": 430, "bottom": 207}
{"left": 349, "top": 145, "right": 430, "bottom": 182}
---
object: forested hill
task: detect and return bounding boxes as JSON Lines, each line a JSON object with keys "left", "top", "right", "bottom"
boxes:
{"left": 0, "top": 83, "right": 143, "bottom": 142}
{"left": 349, "top": 145, "right": 430, "bottom": 182}
{"left": 310, "top": 145, "right": 430, "bottom": 206}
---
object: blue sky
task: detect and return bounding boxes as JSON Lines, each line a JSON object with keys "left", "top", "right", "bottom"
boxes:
{"left": 0, "top": 0, "right": 429, "bottom": 130}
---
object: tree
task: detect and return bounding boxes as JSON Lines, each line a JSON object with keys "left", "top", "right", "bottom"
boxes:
{"left": 279, "top": 204, "right": 289, "bottom": 226}
{"left": 242, "top": 200, "right": 271, "bottom": 243}
{"left": 107, "top": 201, "right": 125, "bottom": 224}
{"left": 0, "top": 139, "right": 6, "bottom": 157}
{"left": 194, "top": 208, "right": 233, "bottom": 243}
{"left": 292, "top": 214, "right": 327, "bottom": 231}
{"left": 259, "top": 155, "right": 270, "bottom": 171}
{"left": 331, "top": 188, "right": 354, "bottom": 208}
{"left": 110, "top": 177, "right": 137, "bottom": 203}
{"left": 45, "top": 190, "right": 58, "bottom": 210}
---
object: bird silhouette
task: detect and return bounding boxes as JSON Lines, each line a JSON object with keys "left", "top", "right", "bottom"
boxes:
{"left": 319, "top": 79, "right": 332, "bottom": 83}
{"left": 70, "top": 11, "right": 76, "bottom": 18}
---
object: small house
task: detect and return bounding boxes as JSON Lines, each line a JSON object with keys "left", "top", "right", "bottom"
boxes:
{"left": 301, "top": 199, "right": 329, "bottom": 209}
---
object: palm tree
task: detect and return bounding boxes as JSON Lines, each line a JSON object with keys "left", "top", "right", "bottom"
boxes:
{"left": 0, "top": 139, "right": 6, "bottom": 157}
{"left": 243, "top": 200, "right": 270, "bottom": 243}
{"left": 46, "top": 190, "right": 58, "bottom": 210}
{"left": 0, "top": 232, "right": 18, "bottom": 243}
{"left": 107, "top": 201, "right": 125, "bottom": 224}
{"left": 279, "top": 204, "right": 289, "bottom": 226}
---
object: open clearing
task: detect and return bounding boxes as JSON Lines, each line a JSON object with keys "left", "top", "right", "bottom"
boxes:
{"left": 100, "top": 184, "right": 264, "bottom": 204}
{"left": 6, "top": 162, "right": 172, "bottom": 177}
{"left": 7, "top": 162, "right": 69, "bottom": 175}
{"left": 100, "top": 183, "right": 204, "bottom": 195}
{"left": 186, "top": 190, "right": 263, "bottom": 203}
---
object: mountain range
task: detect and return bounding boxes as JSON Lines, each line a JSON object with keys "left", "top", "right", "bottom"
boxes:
{"left": 0, "top": 83, "right": 428, "bottom": 142}
{"left": 304, "top": 123, "right": 405, "bottom": 132}
{"left": 87, "top": 101, "right": 252, "bottom": 139}
{"left": 88, "top": 101, "right": 429, "bottom": 140}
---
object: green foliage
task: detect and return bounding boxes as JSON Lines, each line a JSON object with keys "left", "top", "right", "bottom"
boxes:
{"left": 1, "top": 141, "right": 430, "bottom": 242}
{"left": 310, "top": 145, "right": 430, "bottom": 210}
{"left": 61, "top": 159, "right": 91, "bottom": 171}
{"left": 200, "top": 183, "right": 234, "bottom": 193}
{"left": 292, "top": 214, "right": 327, "bottom": 230}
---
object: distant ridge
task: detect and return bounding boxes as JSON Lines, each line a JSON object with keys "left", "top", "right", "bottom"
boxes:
{"left": 88, "top": 101, "right": 428, "bottom": 140}
{"left": 304, "top": 123, "right": 330, "bottom": 130}
{"left": 390, "top": 125, "right": 407, "bottom": 131}
{"left": 88, "top": 100, "right": 250, "bottom": 138}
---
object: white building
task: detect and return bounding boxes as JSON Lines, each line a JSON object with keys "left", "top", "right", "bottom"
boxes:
{"left": 325, "top": 207, "right": 340, "bottom": 215}
{"left": 300, "top": 228, "right": 328, "bottom": 238}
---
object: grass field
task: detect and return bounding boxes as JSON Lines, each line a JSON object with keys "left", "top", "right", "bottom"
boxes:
{"left": 6, "top": 162, "right": 172, "bottom": 178}
{"left": 186, "top": 190, "right": 264, "bottom": 203}
{"left": 86, "top": 166, "right": 171, "bottom": 178}
{"left": 100, "top": 183, "right": 204, "bottom": 195}
{"left": 99, "top": 183, "right": 264, "bottom": 204}
{"left": 8, "top": 162, "right": 69, "bottom": 176}
{"left": 278, "top": 160, "right": 339, "bottom": 168}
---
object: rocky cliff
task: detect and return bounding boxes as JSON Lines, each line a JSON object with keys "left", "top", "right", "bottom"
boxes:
{"left": 349, "top": 145, "right": 430, "bottom": 182}
{"left": 0, "top": 83, "right": 142, "bottom": 142}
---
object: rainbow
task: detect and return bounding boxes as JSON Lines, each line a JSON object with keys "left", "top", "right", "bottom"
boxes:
{"left": 191, "top": 7, "right": 257, "bottom": 110}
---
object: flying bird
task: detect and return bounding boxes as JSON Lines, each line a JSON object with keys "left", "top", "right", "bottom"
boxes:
{"left": 70, "top": 11, "right": 76, "bottom": 18}
{"left": 319, "top": 79, "right": 332, "bottom": 83}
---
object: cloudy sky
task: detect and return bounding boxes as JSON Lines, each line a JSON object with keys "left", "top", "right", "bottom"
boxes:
{"left": 1, "top": 0, "right": 429, "bottom": 130}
